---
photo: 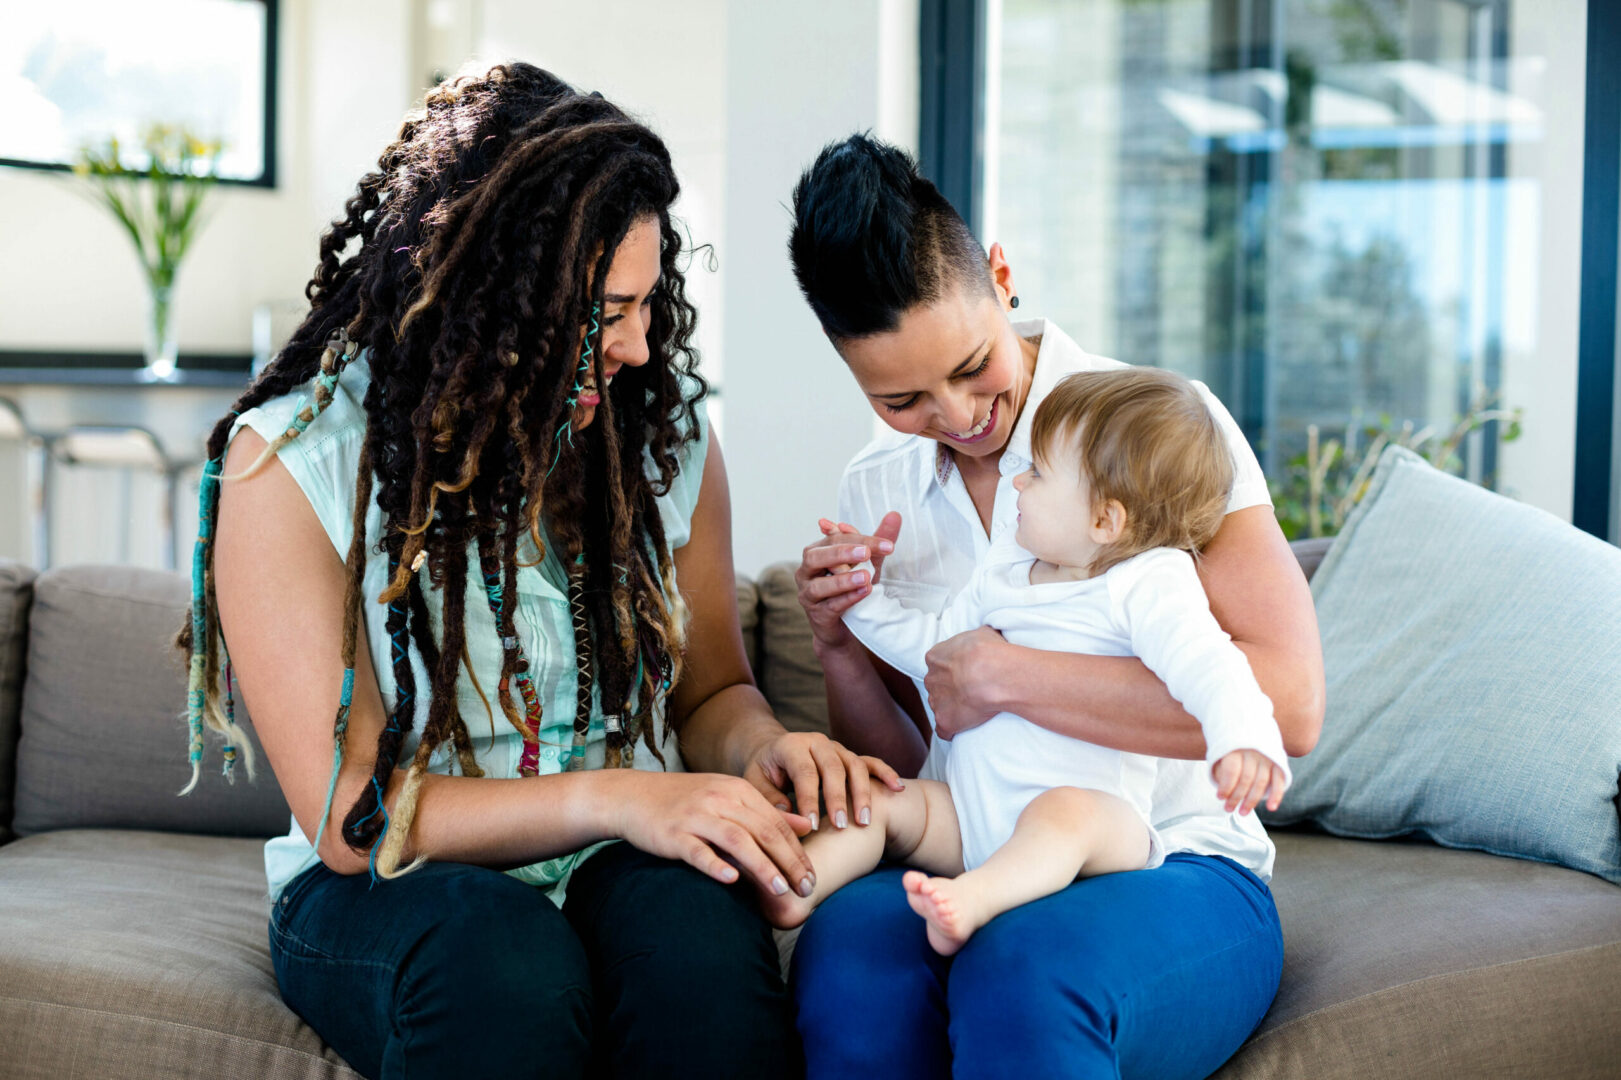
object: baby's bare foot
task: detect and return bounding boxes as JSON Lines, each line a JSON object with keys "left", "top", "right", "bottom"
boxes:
{"left": 902, "top": 870, "right": 981, "bottom": 956}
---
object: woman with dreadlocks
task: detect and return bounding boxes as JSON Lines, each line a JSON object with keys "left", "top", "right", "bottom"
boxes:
{"left": 181, "top": 64, "right": 898, "bottom": 1079}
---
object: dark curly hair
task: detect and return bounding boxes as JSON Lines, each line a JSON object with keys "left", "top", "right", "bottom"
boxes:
{"left": 178, "top": 62, "right": 708, "bottom": 878}
{"left": 789, "top": 132, "right": 992, "bottom": 341}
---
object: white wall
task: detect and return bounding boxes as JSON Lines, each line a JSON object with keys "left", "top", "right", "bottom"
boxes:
{"left": 720, "top": 0, "right": 920, "bottom": 574}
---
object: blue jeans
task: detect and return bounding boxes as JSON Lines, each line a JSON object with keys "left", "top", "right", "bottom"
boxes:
{"left": 790, "top": 853, "right": 1282, "bottom": 1080}
{"left": 269, "top": 841, "right": 801, "bottom": 1079}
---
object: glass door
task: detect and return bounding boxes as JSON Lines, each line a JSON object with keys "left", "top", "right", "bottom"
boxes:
{"left": 987, "top": 0, "right": 1585, "bottom": 534}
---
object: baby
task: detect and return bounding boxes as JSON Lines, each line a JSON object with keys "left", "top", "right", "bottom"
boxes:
{"left": 764, "top": 367, "right": 1292, "bottom": 955}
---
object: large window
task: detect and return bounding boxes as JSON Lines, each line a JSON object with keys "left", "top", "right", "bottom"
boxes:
{"left": 0, "top": 0, "right": 277, "bottom": 186}
{"left": 930, "top": 0, "right": 1610, "bottom": 536}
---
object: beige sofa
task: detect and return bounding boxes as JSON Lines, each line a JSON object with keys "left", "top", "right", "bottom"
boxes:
{"left": 0, "top": 544, "right": 1618, "bottom": 1079}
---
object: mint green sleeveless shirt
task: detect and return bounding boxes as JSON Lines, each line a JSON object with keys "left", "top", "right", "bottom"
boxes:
{"left": 234, "top": 356, "right": 708, "bottom": 905}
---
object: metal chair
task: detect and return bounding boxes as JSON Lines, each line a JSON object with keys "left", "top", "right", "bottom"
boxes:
{"left": 0, "top": 398, "right": 49, "bottom": 568}
{"left": 48, "top": 424, "right": 193, "bottom": 570}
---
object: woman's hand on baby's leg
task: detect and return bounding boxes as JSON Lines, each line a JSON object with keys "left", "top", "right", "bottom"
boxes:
{"left": 756, "top": 780, "right": 936, "bottom": 931}
{"left": 744, "top": 730, "right": 905, "bottom": 835}
{"left": 1211, "top": 750, "right": 1288, "bottom": 815}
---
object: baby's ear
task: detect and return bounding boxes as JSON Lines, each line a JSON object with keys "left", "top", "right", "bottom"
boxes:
{"left": 1092, "top": 499, "right": 1128, "bottom": 544}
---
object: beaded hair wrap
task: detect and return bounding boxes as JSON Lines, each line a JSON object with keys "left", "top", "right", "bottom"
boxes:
{"left": 479, "top": 537, "right": 550, "bottom": 775}
{"left": 547, "top": 303, "right": 599, "bottom": 478}
{"left": 180, "top": 454, "right": 254, "bottom": 794}
{"left": 180, "top": 325, "right": 360, "bottom": 797}
{"left": 231, "top": 326, "right": 358, "bottom": 482}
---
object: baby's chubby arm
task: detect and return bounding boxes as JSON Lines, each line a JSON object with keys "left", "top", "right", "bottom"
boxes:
{"left": 841, "top": 569, "right": 988, "bottom": 682}
{"left": 1109, "top": 550, "right": 1292, "bottom": 806}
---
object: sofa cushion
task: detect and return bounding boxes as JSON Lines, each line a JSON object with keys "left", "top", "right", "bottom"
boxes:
{"left": 755, "top": 563, "right": 829, "bottom": 736}
{"left": 1287, "top": 536, "right": 1332, "bottom": 583}
{"left": 735, "top": 573, "right": 759, "bottom": 676}
{"left": 12, "top": 565, "right": 290, "bottom": 838}
{"left": 1216, "top": 832, "right": 1621, "bottom": 1079}
{"left": 0, "top": 828, "right": 359, "bottom": 1079}
{"left": 1264, "top": 447, "right": 1621, "bottom": 883}
{"left": 0, "top": 559, "right": 34, "bottom": 844}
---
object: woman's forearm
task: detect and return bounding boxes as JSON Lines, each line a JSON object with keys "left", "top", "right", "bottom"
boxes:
{"left": 677, "top": 682, "right": 785, "bottom": 777}
{"left": 980, "top": 507, "right": 1325, "bottom": 758}
{"left": 318, "top": 764, "right": 641, "bottom": 876}
{"left": 817, "top": 637, "right": 929, "bottom": 775}
{"left": 985, "top": 646, "right": 1211, "bottom": 758}
{"left": 983, "top": 636, "right": 1318, "bottom": 759}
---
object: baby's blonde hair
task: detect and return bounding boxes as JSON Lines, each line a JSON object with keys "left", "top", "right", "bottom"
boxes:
{"left": 1030, "top": 367, "right": 1233, "bottom": 575}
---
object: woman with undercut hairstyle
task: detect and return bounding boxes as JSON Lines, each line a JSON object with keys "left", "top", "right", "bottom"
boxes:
{"left": 786, "top": 134, "right": 1326, "bottom": 1079}
{"left": 180, "top": 64, "right": 896, "bottom": 1079}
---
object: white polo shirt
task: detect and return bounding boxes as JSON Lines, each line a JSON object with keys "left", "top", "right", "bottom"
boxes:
{"left": 835, "top": 318, "right": 1280, "bottom": 879}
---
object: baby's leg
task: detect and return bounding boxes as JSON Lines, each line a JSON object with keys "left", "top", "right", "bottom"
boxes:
{"left": 759, "top": 779, "right": 962, "bottom": 930}
{"left": 904, "top": 787, "right": 1150, "bottom": 956}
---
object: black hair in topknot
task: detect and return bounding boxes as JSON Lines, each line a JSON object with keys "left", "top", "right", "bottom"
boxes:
{"left": 789, "top": 132, "right": 993, "bottom": 340}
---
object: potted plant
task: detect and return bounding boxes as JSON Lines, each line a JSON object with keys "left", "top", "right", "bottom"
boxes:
{"left": 1269, "top": 392, "right": 1524, "bottom": 539}
{"left": 74, "top": 125, "right": 222, "bottom": 382}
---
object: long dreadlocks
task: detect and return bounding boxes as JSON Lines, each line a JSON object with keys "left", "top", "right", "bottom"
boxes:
{"left": 178, "top": 63, "right": 707, "bottom": 879}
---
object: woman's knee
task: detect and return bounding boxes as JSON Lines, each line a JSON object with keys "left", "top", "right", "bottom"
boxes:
{"left": 394, "top": 869, "right": 593, "bottom": 1066}
{"left": 792, "top": 868, "right": 928, "bottom": 988}
{"left": 791, "top": 868, "right": 950, "bottom": 1065}
{"left": 945, "top": 913, "right": 1122, "bottom": 1079}
{"left": 572, "top": 846, "right": 777, "bottom": 971}
{"left": 275, "top": 863, "right": 593, "bottom": 1078}
{"left": 567, "top": 847, "right": 798, "bottom": 1077}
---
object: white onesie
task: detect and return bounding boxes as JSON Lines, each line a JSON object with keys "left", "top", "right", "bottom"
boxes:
{"left": 841, "top": 534, "right": 1291, "bottom": 872}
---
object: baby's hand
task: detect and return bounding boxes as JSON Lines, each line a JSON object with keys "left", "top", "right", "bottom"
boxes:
{"left": 1211, "top": 749, "right": 1288, "bottom": 815}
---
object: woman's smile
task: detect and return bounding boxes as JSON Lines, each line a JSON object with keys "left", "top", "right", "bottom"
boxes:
{"left": 577, "top": 363, "right": 622, "bottom": 407}
{"left": 937, "top": 396, "right": 999, "bottom": 445}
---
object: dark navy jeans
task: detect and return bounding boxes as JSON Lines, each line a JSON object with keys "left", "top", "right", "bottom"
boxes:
{"left": 791, "top": 853, "right": 1283, "bottom": 1080}
{"left": 268, "top": 841, "right": 802, "bottom": 1079}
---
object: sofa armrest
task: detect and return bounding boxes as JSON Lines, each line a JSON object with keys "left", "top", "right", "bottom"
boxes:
{"left": 0, "top": 560, "right": 35, "bottom": 845}
{"left": 1290, "top": 537, "right": 1334, "bottom": 583}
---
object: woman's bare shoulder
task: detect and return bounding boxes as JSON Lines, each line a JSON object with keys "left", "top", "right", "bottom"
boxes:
{"left": 217, "top": 427, "right": 344, "bottom": 584}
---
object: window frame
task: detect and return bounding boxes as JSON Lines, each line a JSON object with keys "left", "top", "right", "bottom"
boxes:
{"left": 0, "top": 0, "right": 280, "bottom": 190}
{"left": 1577, "top": 0, "right": 1620, "bottom": 542}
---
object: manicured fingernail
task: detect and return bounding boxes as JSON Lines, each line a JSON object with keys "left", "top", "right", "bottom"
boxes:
{"left": 809, "top": 813, "right": 819, "bottom": 831}
{"left": 835, "top": 810, "right": 848, "bottom": 830}
{"left": 800, "top": 876, "right": 815, "bottom": 897}
{"left": 776, "top": 803, "right": 790, "bottom": 812}
{"left": 853, "top": 546, "right": 868, "bottom": 560}
{"left": 853, "top": 571, "right": 867, "bottom": 585}
{"left": 879, "top": 540, "right": 894, "bottom": 553}
{"left": 859, "top": 807, "right": 871, "bottom": 826}
{"left": 772, "top": 876, "right": 788, "bottom": 896}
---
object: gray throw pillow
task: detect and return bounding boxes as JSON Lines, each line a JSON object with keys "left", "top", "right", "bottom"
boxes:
{"left": 12, "top": 564, "right": 290, "bottom": 838}
{"left": 1262, "top": 446, "right": 1621, "bottom": 884}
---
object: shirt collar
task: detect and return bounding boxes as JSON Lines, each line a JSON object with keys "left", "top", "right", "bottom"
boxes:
{"left": 998, "top": 317, "right": 1089, "bottom": 473}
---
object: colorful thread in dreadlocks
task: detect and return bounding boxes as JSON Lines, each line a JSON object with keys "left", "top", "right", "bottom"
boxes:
{"left": 178, "top": 63, "right": 706, "bottom": 881}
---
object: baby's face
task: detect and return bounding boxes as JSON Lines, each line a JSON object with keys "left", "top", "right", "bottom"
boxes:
{"left": 1011, "top": 443, "right": 1107, "bottom": 573}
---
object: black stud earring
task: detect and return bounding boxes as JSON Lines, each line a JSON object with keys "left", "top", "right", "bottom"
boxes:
{"left": 1010, "top": 295, "right": 1020, "bottom": 309}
